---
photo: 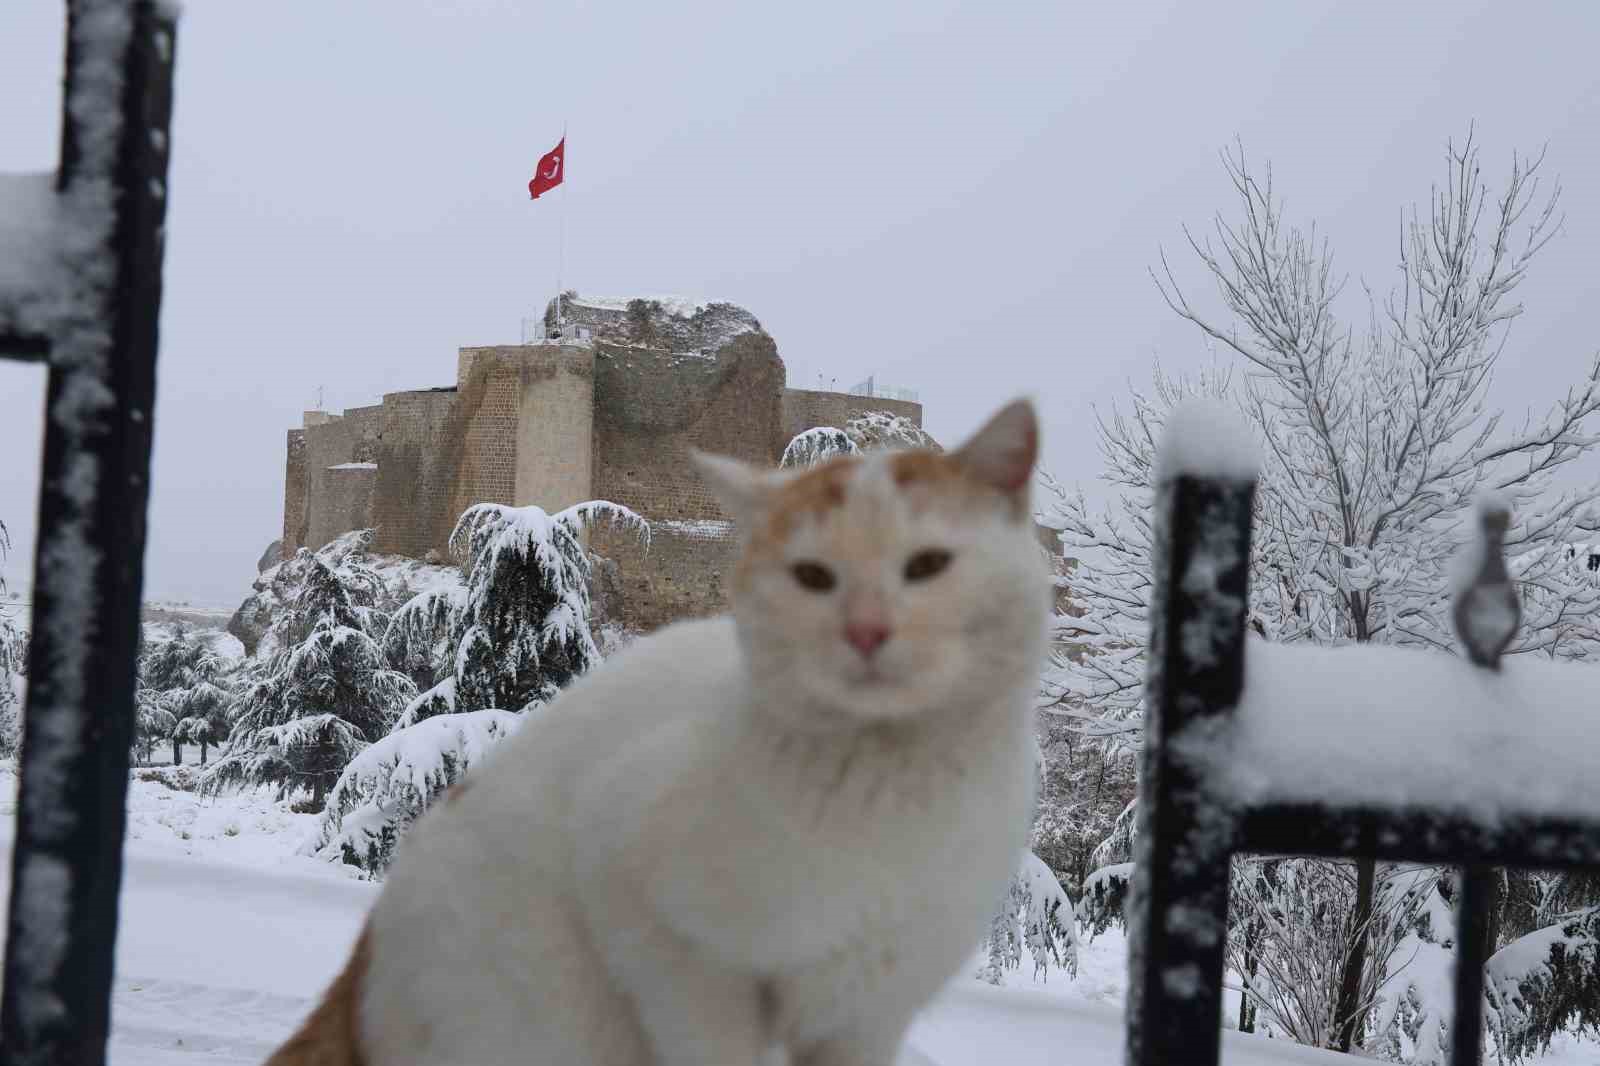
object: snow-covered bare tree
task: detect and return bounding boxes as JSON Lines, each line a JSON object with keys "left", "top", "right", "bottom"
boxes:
{"left": 1057, "top": 132, "right": 1600, "bottom": 1057}
{"left": 1228, "top": 861, "right": 1441, "bottom": 1048}
{"left": 204, "top": 554, "right": 415, "bottom": 809}
{"left": 1030, "top": 709, "right": 1137, "bottom": 892}
{"left": 0, "top": 520, "right": 24, "bottom": 759}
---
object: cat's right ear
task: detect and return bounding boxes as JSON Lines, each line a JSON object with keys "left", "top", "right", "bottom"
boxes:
{"left": 691, "top": 450, "right": 772, "bottom": 525}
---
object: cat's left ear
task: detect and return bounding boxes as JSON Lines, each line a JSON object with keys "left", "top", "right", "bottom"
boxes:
{"left": 691, "top": 450, "right": 773, "bottom": 525}
{"left": 952, "top": 398, "right": 1039, "bottom": 502}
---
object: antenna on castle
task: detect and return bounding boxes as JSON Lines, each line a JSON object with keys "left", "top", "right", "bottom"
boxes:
{"left": 316, "top": 385, "right": 325, "bottom": 411}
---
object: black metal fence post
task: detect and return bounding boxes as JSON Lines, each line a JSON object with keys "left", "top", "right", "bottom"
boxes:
{"left": 1125, "top": 466, "right": 1255, "bottom": 1066}
{"left": 0, "top": 3, "right": 176, "bottom": 1064}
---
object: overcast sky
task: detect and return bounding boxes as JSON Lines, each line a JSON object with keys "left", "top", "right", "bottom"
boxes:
{"left": 4, "top": 1, "right": 1600, "bottom": 606}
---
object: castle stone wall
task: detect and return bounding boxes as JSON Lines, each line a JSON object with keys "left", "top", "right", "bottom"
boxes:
{"left": 373, "top": 389, "right": 460, "bottom": 559}
{"left": 588, "top": 331, "right": 785, "bottom": 630}
{"left": 448, "top": 351, "right": 522, "bottom": 521}
{"left": 298, "top": 405, "right": 382, "bottom": 551}
{"left": 314, "top": 465, "right": 377, "bottom": 548}
{"left": 514, "top": 346, "right": 595, "bottom": 513}
{"left": 283, "top": 430, "right": 308, "bottom": 554}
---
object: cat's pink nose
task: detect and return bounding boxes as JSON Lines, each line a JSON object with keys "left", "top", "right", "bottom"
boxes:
{"left": 845, "top": 621, "right": 891, "bottom": 659}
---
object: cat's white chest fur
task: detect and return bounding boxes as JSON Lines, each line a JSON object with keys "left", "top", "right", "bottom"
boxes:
{"left": 361, "top": 617, "right": 1037, "bottom": 1066}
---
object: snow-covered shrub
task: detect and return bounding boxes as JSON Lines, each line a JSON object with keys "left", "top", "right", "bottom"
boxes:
{"left": 780, "top": 427, "right": 858, "bottom": 469}
{"left": 205, "top": 554, "right": 415, "bottom": 808}
{"left": 844, "top": 410, "right": 939, "bottom": 452}
{"left": 1076, "top": 862, "right": 1133, "bottom": 940}
{"left": 980, "top": 852, "right": 1079, "bottom": 985}
{"left": 304, "top": 709, "right": 520, "bottom": 876}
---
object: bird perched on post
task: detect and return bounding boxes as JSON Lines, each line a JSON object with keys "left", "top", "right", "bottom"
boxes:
{"left": 1452, "top": 496, "right": 1521, "bottom": 670}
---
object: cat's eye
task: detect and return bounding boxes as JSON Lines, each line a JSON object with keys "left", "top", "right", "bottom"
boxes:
{"left": 904, "top": 548, "right": 952, "bottom": 582}
{"left": 791, "top": 561, "right": 837, "bottom": 592}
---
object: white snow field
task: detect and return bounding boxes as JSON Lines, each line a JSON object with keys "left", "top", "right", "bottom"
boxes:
{"left": 0, "top": 771, "right": 1591, "bottom": 1065}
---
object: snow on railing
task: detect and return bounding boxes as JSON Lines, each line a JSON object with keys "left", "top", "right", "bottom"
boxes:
{"left": 1126, "top": 403, "right": 1600, "bottom": 1066}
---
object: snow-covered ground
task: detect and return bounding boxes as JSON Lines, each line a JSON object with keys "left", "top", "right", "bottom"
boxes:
{"left": 0, "top": 771, "right": 1590, "bottom": 1065}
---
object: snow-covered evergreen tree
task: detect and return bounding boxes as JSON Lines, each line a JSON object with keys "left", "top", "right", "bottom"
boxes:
{"left": 1054, "top": 134, "right": 1600, "bottom": 1058}
{"left": 204, "top": 554, "right": 414, "bottom": 809}
{"left": 137, "top": 623, "right": 231, "bottom": 765}
{"left": 390, "top": 500, "right": 646, "bottom": 720}
{"left": 302, "top": 709, "right": 520, "bottom": 876}
{"left": 131, "top": 684, "right": 176, "bottom": 767}
{"left": 979, "top": 852, "right": 1079, "bottom": 985}
{"left": 312, "top": 500, "right": 646, "bottom": 874}
{"left": 1486, "top": 872, "right": 1600, "bottom": 1060}
{"left": 780, "top": 427, "right": 858, "bottom": 469}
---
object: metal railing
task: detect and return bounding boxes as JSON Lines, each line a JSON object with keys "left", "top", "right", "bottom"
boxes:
{"left": 1127, "top": 424, "right": 1600, "bottom": 1066}
{"left": 520, "top": 317, "right": 592, "bottom": 345}
{"left": 848, "top": 375, "right": 920, "bottom": 403}
{"left": 0, "top": 3, "right": 177, "bottom": 1063}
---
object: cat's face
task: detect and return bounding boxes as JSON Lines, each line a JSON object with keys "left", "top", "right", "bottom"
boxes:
{"left": 696, "top": 400, "right": 1049, "bottom": 729}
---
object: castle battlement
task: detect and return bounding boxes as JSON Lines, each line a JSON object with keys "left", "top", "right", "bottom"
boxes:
{"left": 282, "top": 295, "right": 924, "bottom": 630}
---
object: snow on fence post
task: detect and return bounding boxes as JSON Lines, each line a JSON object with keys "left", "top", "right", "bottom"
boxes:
{"left": 0, "top": 3, "right": 178, "bottom": 1064}
{"left": 1446, "top": 494, "right": 1520, "bottom": 1066}
{"left": 1125, "top": 403, "right": 1257, "bottom": 1066}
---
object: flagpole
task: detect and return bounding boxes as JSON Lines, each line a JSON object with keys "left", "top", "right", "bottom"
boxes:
{"left": 555, "top": 121, "right": 567, "bottom": 337}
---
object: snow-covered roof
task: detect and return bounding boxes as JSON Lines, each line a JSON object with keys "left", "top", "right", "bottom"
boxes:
{"left": 568, "top": 294, "right": 720, "bottom": 319}
{"left": 1178, "top": 637, "right": 1600, "bottom": 824}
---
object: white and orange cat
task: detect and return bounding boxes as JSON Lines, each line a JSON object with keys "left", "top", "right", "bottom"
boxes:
{"left": 267, "top": 399, "right": 1049, "bottom": 1066}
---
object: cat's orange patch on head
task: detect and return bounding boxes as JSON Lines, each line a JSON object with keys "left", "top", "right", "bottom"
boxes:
{"left": 751, "top": 456, "right": 859, "bottom": 551}
{"left": 888, "top": 450, "right": 962, "bottom": 490}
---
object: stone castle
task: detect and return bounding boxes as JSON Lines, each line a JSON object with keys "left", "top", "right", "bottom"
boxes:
{"left": 280, "top": 294, "right": 924, "bottom": 631}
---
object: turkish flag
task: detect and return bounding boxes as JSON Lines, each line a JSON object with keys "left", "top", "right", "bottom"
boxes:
{"left": 529, "top": 138, "right": 565, "bottom": 199}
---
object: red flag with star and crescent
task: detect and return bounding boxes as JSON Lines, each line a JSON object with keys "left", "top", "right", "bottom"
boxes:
{"left": 529, "top": 137, "right": 565, "bottom": 199}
